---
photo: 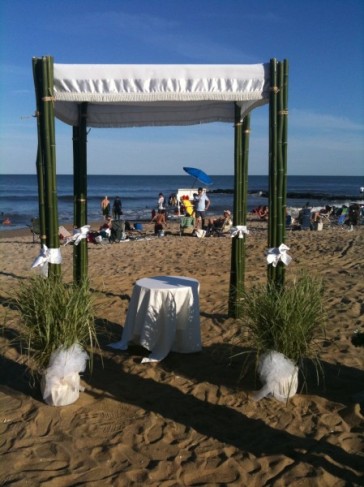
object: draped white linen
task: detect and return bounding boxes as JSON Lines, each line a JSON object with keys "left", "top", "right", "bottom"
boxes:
{"left": 53, "top": 63, "right": 270, "bottom": 127}
{"left": 108, "top": 276, "right": 201, "bottom": 363}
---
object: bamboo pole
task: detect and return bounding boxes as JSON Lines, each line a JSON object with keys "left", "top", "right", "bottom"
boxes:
{"left": 40, "top": 56, "right": 60, "bottom": 278}
{"left": 268, "top": 58, "right": 278, "bottom": 285}
{"left": 73, "top": 102, "right": 88, "bottom": 284}
{"left": 276, "top": 61, "right": 285, "bottom": 287}
{"left": 268, "top": 59, "right": 289, "bottom": 289}
{"left": 32, "top": 56, "right": 61, "bottom": 277}
{"left": 35, "top": 146, "right": 47, "bottom": 245}
{"left": 45, "top": 57, "right": 59, "bottom": 251}
{"left": 282, "top": 59, "right": 289, "bottom": 232}
{"left": 228, "top": 105, "right": 250, "bottom": 318}
{"left": 32, "top": 58, "right": 47, "bottom": 246}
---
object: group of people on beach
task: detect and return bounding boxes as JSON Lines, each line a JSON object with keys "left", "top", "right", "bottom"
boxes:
{"left": 150, "top": 188, "right": 214, "bottom": 235}
{"left": 101, "top": 196, "right": 123, "bottom": 221}
{"left": 95, "top": 192, "right": 363, "bottom": 240}
{"left": 294, "top": 203, "right": 362, "bottom": 230}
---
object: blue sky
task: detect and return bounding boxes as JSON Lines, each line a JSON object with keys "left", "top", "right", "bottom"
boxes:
{"left": 0, "top": 0, "right": 363, "bottom": 176}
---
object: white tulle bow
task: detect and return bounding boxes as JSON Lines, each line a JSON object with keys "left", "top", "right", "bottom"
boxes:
{"left": 230, "top": 225, "right": 249, "bottom": 239}
{"left": 41, "top": 343, "right": 89, "bottom": 406}
{"left": 32, "top": 245, "right": 62, "bottom": 276}
{"left": 66, "top": 225, "right": 90, "bottom": 245}
{"left": 266, "top": 243, "right": 292, "bottom": 267}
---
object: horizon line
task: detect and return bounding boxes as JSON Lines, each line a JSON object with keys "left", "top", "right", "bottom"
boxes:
{"left": 1, "top": 173, "right": 362, "bottom": 178}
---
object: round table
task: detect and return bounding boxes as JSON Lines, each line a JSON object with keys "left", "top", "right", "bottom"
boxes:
{"left": 108, "top": 276, "right": 201, "bottom": 363}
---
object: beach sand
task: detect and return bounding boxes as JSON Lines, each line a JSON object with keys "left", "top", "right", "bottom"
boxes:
{"left": 0, "top": 218, "right": 363, "bottom": 486}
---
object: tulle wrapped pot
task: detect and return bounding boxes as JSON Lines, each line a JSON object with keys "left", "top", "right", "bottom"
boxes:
{"left": 41, "top": 343, "right": 89, "bottom": 406}
{"left": 253, "top": 351, "right": 299, "bottom": 402}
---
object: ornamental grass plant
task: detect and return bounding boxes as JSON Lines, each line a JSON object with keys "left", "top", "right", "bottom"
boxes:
{"left": 14, "top": 276, "right": 98, "bottom": 373}
{"left": 241, "top": 273, "right": 326, "bottom": 365}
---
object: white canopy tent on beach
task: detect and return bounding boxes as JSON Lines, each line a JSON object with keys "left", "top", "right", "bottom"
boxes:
{"left": 53, "top": 63, "right": 270, "bottom": 127}
{"left": 33, "top": 58, "right": 289, "bottom": 317}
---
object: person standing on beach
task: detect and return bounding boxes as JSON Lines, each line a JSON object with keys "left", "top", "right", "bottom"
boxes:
{"left": 112, "top": 196, "right": 123, "bottom": 220}
{"left": 194, "top": 187, "right": 210, "bottom": 229}
{"left": 101, "top": 196, "right": 110, "bottom": 220}
{"left": 157, "top": 193, "right": 165, "bottom": 211}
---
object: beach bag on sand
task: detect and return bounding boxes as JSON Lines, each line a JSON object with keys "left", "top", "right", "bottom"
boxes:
{"left": 41, "top": 344, "right": 88, "bottom": 406}
{"left": 252, "top": 351, "right": 299, "bottom": 402}
{"left": 110, "top": 220, "right": 125, "bottom": 242}
{"left": 194, "top": 229, "right": 206, "bottom": 238}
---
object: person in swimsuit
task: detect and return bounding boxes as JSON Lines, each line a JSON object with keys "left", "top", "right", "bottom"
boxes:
{"left": 151, "top": 210, "right": 167, "bottom": 235}
{"left": 101, "top": 196, "right": 110, "bottom": 220}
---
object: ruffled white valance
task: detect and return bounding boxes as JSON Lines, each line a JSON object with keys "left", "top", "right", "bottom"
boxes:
{"left": 53, "top": 63, "right": 270, "bottom": 127}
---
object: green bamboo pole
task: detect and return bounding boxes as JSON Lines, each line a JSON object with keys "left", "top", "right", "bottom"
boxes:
{"left": 228, "top": 105, "right": 250, "bottom": 318}
{"left": 33, "top": 56, "right": 60, "bottom": 277}
{"left": 282, "top": 59, "right": 289, "bottom": 236}
{"left": 73, "top": 102, "right": 88, "bottom": 284}
{"left": 40, "top": 56, "right": 61, "bottom": 277}
{"left": 40, "top": 56, "right": 60, "bottom": 278}
{"left": 276, "top": 61, "right": 285, "bottom": 288}
{"left": 32, "top": 58, "right": 47, "bottom": 246}
{"left": 46, "top": 57, "right": 59, "bottom": 250}
{"left": 73, "top": 125, "right": 80, "bottom": 225}
{"left": 35, "top": 146, "right": 47, "bottom": 245}
{"left": 268, "top": 58, "right": 278, "bottom": 285}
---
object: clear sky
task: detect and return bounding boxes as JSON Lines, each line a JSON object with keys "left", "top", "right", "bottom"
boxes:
{"left": 0, "top": 0, "right": 363, "bottom": 176}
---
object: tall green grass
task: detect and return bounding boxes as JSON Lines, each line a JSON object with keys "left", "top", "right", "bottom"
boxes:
{"left": 14, "top": 276, "right": 98, "bottom": 372}
{"left": 240, "top": 273, "right": 326, "bottom": 364}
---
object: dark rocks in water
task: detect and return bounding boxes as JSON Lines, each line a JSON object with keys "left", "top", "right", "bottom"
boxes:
{"left": 209, "top": 188, "right": 268, "bottom": 197}
{"left": 208, "top": 188, "right": 234, "bottom": 194}
{"left": 208, "top": 188, "right": 363, "bottom": 201}
{"left": 286, "top": 192, "right": 364, "bottom": 201}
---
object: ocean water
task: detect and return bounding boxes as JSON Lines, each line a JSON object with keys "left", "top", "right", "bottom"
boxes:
{"left": 0, "top": 174, "right": 363, "bottom": 231}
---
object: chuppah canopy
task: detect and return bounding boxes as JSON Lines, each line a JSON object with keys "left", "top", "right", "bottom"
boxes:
{"left": 53, "top": 63, "right": 270, "bottom": 127}
{"left": 33, "top": 56, "right": 288, "bottom": 317}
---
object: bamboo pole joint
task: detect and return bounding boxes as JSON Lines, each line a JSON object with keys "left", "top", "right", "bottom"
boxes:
{"left": 270, "top": 86, "right": 280, "bottom": 93}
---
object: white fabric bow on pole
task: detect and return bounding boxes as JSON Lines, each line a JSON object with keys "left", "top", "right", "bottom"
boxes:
{"left": 230, "top": 225, "right": 249, "bottom": 239}
{"left": 32, "top": 245, "right": 62, "bottom": 276}
{"left": 65, "top": 225, "right": 90, "bottom": 246}
{"left": 266, "top": 243, "right": 292, "bottom": 267}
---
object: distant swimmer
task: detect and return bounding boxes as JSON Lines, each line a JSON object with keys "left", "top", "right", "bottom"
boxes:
{"left": 360, "top": 187, "right": 364, "bottom": 193}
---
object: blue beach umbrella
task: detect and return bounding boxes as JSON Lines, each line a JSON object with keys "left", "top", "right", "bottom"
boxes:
{"left": 183, "top": 167, "right": 213, "bottom": 187}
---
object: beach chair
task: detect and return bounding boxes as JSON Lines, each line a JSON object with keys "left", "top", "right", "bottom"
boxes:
{"left": 59, "top": 225, "right": 72, "bottom": 243}
{"left": 207, "top": 219, "right": 233, "bottom": 237}
{"left": 179, "top": 216, "right": 195, "bottom": 235}
{"left": 337, "top": 207, "right": 349, "bottom": 227}
{"left": 319, "top": 207, "right": 333, "bottom": 226}
{"left": 298, "top": 208, "right": 312, "bottom": 230}
{"left": 110, "top": 220, "right": 127, "bottom": 242}
{"left": 285, "top": 214, "right": 293, "bottom": 231}
{"left": 27, "top": 217, "right": 40, "bottom": 242}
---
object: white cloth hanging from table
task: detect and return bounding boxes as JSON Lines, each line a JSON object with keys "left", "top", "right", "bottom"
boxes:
{"left": 108, "top": 276, "right": 201, "bottom": 363}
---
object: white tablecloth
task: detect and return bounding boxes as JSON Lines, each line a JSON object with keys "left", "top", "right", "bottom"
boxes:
{"left": 108, "top": 276, "right": 201, "bottom": 362}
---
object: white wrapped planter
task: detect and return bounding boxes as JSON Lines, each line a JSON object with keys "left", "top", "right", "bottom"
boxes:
{"left": 41, "top": 344, "right": 89, "bottom": 406}
{"left": 253, "top": 351, "right": 299, "bottom": 402}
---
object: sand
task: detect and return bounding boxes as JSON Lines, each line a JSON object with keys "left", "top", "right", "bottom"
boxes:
{"left": 0, "top": 218, "right": 363, "bottom": 486}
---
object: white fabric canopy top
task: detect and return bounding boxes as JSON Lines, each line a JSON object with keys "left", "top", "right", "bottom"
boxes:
{"left": 53, "top": 64, "right": 270, "bottom": 128}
